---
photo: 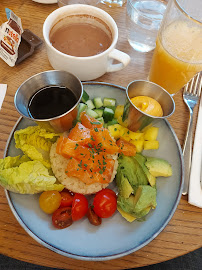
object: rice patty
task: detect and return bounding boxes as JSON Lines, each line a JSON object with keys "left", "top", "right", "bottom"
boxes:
{"left": 50, "top": 141, "right": 118, "bottom": 195}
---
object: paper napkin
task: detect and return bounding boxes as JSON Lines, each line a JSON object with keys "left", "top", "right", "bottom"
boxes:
{"left": 0, "top": 84, "right": 7, "bottom": 110}
{"left": 188, "top": 93, "right": 202, "bottom": 208}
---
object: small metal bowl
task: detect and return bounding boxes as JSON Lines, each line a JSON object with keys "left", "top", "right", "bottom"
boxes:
{"left": 14, "top": 70, "right": 83, "bottom": 132}
{"left": 122, "top": 80, "right": 175, "bottom": 131}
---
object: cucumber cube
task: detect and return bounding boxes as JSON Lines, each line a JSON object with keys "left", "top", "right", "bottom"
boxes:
{"left": 86, "top": 100, "right": 95, "bottom": 110}
{"left": 93, "top": 97, "right": 103, "bottom": 109}
{"left": 103, "top": 98, "right": 116, "bottom": 107}
{"left": 81, "top": 90, "right": 89, "bottom": 103}
{"left": 103, "top": 107, "right": 114, "bottom": 122}
{"left": 86, "top": 108, "right": 99, "bottom": 118}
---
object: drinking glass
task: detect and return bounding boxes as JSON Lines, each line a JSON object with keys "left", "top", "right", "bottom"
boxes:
{"left": 126, "top": 0, "right": 167, "bottom": 52}
{"left": 100, "top": 0, "right": 127, "bottom": 7}
{"left": 58, "top": 0, "right": 98, "bottom": 7}
{"left": 149, "top": 0, "right": 202, "bottom": 95}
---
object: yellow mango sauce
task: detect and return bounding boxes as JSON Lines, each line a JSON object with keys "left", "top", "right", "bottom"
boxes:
{"left": 130, "top": 96, "right": 163, "bottom": 117}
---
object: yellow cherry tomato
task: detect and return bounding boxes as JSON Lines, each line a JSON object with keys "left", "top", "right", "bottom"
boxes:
{"left": 39, "top": 191, "right": 61, "bottom": 214}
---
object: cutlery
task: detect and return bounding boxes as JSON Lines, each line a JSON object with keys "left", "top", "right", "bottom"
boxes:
{"left": 182, "top": 72, "right": 202, "bottom": 195}
{"left": 189, "top": 89, "right": 202, "bottom": 207}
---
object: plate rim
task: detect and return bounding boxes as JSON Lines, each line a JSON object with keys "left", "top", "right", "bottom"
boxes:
{"left": 4, "top": 81, "right": 184, "bottom": 261}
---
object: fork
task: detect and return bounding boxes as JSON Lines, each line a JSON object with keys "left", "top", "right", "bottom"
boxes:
{"left": 182, "top": 72, "right": 202, "bottom": 195}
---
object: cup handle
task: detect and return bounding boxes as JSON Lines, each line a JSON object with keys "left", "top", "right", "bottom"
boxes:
{"left": 107, "top": 49, "right": 131, "bottom": 72}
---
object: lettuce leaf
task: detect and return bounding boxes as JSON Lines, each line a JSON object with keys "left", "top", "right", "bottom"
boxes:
{"left": 14, "top": 126, "right": 60, "bottom": 168}
{"left": 0, "top": 156, "right": 64, "bottom": 194}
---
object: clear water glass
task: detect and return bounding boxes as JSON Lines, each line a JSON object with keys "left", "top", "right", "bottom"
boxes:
{"left": 100, "top": 0, "right": 127, "bottom": 7}
{"left": 126, "top": 0, "right": 167, "bottom": 52}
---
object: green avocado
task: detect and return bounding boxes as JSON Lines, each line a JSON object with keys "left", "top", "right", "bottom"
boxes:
{"left": 145, "top": 157, "right": 172, "bottom": 177}
{"left": 117, "top": 185, "right": 157, "bottom": 219}
{"left": 133, "top": 154, "right": 156, "bottom": 187}
{"left": 116, "top": 168, "right": 133, "bottom": 198}
{"left": 118, "top": 155, "right": 148, "bottom": 193}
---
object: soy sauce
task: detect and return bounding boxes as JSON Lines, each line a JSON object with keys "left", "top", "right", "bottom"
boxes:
{"left": 28, "top": 86, "right": 77, "bottom": 119}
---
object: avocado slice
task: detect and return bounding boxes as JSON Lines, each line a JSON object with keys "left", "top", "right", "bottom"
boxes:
{"left": 116, "top": 168, "right": 133, "bottom": 198}
{"left": 118, "top": 155, "right": 139, "bottom": 191}
{"left": 133, "top": 154, "right": 156, "bottom": 187}
{"left": 117, "top": 206, "right": 136, "bottom": 222}
{"left": 145, "top": 157, "right": 172, "bottom": 177}
{"left": 117, "top": 185, "right": 157, "bottom": 219}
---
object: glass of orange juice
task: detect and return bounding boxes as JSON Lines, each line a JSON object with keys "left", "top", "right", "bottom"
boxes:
{"left": 149, "top": 0, "right": 202, "bottom": 95}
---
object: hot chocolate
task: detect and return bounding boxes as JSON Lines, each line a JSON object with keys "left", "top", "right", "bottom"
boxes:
{"left": 49, "top": 15, "right": 112, "bottom": 57}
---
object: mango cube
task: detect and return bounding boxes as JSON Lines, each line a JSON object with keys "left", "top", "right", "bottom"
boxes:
{"left": 144, "top": 140, "right": 159, "bottom": 150}
{"left": 114, "top": 105, "right": 124, "bottom": 119}
{"left": 108, "top": 124, "right": 121, "bottom": 140}
{"left": 131, "top": 140, "right": 144, "bottom": 153}
{"left": 129, "top": 131, "right": 144, "bottom": 141}
{"left": 144, "top": 127, "right": 159, "bottom": 141}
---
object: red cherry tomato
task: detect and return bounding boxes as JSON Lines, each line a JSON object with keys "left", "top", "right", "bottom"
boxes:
{"left": 60, "top": 189, "right": 74, "bottom": 208}
{"left": 72, "top": 193, "right": 88, "bottom": 221}
{"left": 96, "top": 189, "right": 117, "bottom": 199}
{"left": 93, "top": 190, "right": 117, "bottom": 218}
{"left": 52, "top": 207, "right": 73, "bottom": 229}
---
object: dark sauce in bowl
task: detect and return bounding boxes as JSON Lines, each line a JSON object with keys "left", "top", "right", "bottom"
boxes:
{"left": 28, "top": 86, "right": 77, "bottom": 119}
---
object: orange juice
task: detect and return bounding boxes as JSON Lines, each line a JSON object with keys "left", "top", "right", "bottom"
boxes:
{"left": 149, "top": 20, "right": 202, "bottom": 94}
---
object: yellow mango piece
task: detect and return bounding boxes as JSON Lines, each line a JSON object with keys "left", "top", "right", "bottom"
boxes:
{"left": 131, "top": 140, "right": 144, "bottom": 153}
{"left": 119, "top": 126, "right": 129, "bottom": 137}
{"left": 117, "top": 206, "right": 136, "bottom": 222}
{"left": 129, "top": 131, "right": 144, "bottom": 141}
{"left": 144, "top": 127, "right": 159, "bottom": 141}
{"left": 117, "top": 116, "right": 128, "bottom": 127}
{"left": 120, "top": 134, "right": 131, "bottom": 142}
{"left": 114, "top": 105, "right": 124, "bottom": 119}
{"left": 108, "top": 124, "right": 121, "bottom": 140}
{"left": 144, "top": 140, "right": 159, "bottom": 150}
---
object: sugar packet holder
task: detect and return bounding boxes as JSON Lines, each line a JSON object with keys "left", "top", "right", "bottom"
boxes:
{"left": 0, "top": 9, "right": 23, "bottom": 67}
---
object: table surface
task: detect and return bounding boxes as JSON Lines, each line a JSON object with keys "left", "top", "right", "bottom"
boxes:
{"left": 0, "top": 0, "right": 201, "bottom": 269}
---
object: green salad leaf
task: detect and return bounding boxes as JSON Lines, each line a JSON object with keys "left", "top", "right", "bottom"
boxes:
{"left": 14, "top": 126, "right": 60, "bottom": 168}
{"left": 0, "top": 155, "right": 64, "bottom": 194}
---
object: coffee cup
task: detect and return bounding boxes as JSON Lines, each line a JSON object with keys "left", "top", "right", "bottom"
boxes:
{"left": 43, "top": 4, "right": 131, "bottom": 81}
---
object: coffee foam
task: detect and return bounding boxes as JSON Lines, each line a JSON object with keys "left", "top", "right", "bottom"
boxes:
{"left": 50, "top": 14, "right": 112, "bottom": 42}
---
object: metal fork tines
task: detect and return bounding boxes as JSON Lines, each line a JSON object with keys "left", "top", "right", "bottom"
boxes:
{"left": 182, "top": 72, "right": 202, "bottom": 195}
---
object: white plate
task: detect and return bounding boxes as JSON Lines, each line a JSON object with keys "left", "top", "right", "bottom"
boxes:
{"left": 32, "top": 0, "right": 57, "bottom": 4}
{"left": 4, "top": 82, "right": 184, "bottom": 261}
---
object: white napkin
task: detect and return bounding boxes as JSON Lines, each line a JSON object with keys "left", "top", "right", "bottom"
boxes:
{"left": 188, "top": 93, "right": 202, "bottom": 208}
{"left": 0, "top": 84, "right": 7, "bottom": 110}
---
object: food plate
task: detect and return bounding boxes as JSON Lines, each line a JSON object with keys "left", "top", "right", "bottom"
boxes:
{"left": 4, "top": 82, "right": 184, "bottom": 261}
{"left": 32, "top": 0, "right": 57, "bottom": 4}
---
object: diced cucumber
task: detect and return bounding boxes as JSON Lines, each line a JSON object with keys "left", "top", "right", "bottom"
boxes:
{"left": 86, "top": 99, "right": 95, "bottom": 110}
{"left": 93, "top": 97, "right": 103, "bottom": 109}
{"left": 77, "top": 103, "right": 87, "bottom": 120}
{"left": 107, "top": 119, "right": 118, "bottom": 126}
{"left": 103, "top": 98, "right": 116, "bottom": 107}
{"left": 103, "top": 107, "right": 115, "bottom": 122}
{"left": 94, "top": 109, "right": 104, "bottom": 118}
{"left": 81, "top": 90, "right": 89, "bottom": 103}
{"left": 107, "top": 105, "right": 116, "bottom": 112}
{"left": 97, "top": 117, "right": 104, "bottom": 125}
{"left": 86, "top": 108, "right": 99, "bottom": 118}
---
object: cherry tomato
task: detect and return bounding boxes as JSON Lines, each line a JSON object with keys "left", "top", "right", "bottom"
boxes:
{"left": 72, "top": 193, "right": 88, "bottom": 221}
{"left": 93, "top": 191, "right": 117, "bottom": 218}
{"left": 96, "top": 189, "right": 117, "bottom": 199}
{"left": 87, "top": 206, "right": 102, "bottom": 226}
{"left": 39, "top": 191, "right": 61, "bottom": 214}
{"left": 60, "top": 189, "right": 74, "bottom": 208}
{"left": 52, "top": 207, "right": 73, "bottom": 229}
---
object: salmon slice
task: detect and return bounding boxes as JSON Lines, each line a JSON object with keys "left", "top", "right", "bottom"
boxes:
{"left": 91, "top": 127, "right": 119, "bottom": 154}
{"left": 80, "top": 112, "right": 103, "bottom": 129}
{"left": 56, "top": 136, "right": 70, "bottom": 158}
{"left": 66, "top": 157, "right": 115, "bottom": 185}
{"left": 117, "top": 138, "right": 136, "bottom": 156}
{"left": 68, "top": 122, "right": 92, "bottom": 146}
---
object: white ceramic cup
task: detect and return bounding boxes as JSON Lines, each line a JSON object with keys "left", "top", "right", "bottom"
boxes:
{"left": 43, "top": 4, "right": 131, "bottom": 81}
